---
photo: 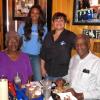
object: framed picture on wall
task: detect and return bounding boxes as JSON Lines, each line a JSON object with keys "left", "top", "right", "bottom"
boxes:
{"left": 12, "top": 0, "right": 36, "bottom": 20}
{"left": 73, "top": 0, "right": 100, "bottom": 25}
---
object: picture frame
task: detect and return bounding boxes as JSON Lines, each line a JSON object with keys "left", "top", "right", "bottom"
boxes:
{"left": 73, "top": 0, "right": 100, "bottom": 25}
{"left": 12, "top": 0, "right": 36, "bottom": 20}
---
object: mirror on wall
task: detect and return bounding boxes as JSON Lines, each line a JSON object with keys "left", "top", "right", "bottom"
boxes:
{"left": 73, "top": 0, "right": 100, "bottom": 25}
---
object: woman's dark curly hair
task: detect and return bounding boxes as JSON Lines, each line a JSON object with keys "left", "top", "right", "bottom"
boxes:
{"left": 24, "top": 5, "right": 46, "bottom": 41}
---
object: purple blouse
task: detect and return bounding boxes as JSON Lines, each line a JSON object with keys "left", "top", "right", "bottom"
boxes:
{"left": 0, "top": 52, "right": 32, "bottom": 84}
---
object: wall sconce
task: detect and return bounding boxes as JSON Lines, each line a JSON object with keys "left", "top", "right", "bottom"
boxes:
{"left": 93, "top": 42, "right": 100, "bottom": 53}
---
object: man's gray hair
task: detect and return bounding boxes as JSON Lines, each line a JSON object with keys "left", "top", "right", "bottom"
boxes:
{"left": 76, "top": 34, "right": 90, "bottom": 43}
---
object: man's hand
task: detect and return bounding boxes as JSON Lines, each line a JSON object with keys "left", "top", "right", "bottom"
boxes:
{"left": 75, "top": 92, "right": 84, "bottom": 100}
{"left": 65, "top": 88, "right": 76, "bottom": 96}
{"left": 65, "top": 88, "right": 84, "bottom": 100}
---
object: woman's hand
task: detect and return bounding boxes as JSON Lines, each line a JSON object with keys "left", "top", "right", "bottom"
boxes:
{"left": 40, "top": 59, "right": 47, "bottom": 78}
{"left": 41, "top": 67, "right": 47, "bottom": 78}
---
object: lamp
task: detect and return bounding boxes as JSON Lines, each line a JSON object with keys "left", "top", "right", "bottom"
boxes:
{"left": 93, "top": 42, "right": 100, "bottom": 53}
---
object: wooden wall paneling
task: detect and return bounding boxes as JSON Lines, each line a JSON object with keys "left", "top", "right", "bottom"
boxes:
{"left": 8, "top": 0, "right": 15, "bottom": 31}
{"left": 52, "top": 0, "right": 60, "bottom": 15}
{"left": 65, "top": 0, "right": 72, "bottom": 29}
{"left": 0, "top": 0, "right": 3, "bottom": 50}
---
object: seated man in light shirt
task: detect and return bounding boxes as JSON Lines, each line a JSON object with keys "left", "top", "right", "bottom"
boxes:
{"left": 66, "top": 34, "right": 100, "bottom": 100}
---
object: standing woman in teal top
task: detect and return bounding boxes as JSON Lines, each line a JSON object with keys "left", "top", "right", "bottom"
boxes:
{"left": 18, "top": 5, "right": 47, "bottom": 81}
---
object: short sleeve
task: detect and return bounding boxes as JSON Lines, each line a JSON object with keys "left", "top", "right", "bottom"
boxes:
{"left": 71, "top": 32, "right": 76, "bottom": 49}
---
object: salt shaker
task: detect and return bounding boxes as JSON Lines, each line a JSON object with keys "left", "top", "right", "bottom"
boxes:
{"left": 14, "top": 72, "right": 21, "bottom": 88}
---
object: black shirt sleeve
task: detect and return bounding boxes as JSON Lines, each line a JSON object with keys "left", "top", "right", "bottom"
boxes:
{"left": 64, "top": 29, "right": 76, "bottom": 49}
{"left": 70, "top": 31, "right": 76, "bottom": 49}
{"left": 40, "top": 33, "right": 49, "bottom": 60}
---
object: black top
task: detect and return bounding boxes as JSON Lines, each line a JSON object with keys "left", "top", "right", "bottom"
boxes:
{"left": 40, "top": 29, "right": 76, "bottom": 77}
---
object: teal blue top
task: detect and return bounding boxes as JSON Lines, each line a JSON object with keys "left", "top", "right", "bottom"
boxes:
{"left": 18, "top": 23, "right": 47, "bottom": 55}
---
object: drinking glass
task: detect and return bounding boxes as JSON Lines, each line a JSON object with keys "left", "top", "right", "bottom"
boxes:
{"left": 43, "top": 80, "right": 52, "bottom": 100}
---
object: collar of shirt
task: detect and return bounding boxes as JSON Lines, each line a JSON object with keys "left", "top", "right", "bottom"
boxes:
{"left": 77, "top": 51, "right": 92, "bottom": 62}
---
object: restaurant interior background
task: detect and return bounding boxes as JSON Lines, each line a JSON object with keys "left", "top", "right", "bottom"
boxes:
{"left": 0, "top": 0, "right": 100, "bottom": 57}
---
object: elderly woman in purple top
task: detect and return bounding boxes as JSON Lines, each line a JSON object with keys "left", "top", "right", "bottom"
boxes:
{"left": 0, "top": 31, "right": 33, "bottom": 84}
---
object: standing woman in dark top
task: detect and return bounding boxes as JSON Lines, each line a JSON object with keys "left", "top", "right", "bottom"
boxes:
{"left": 40, "top": 12, "right": 76, "bottom": 81}
{"left": 18, "top": 5, "right": 47, "bottom": 81}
